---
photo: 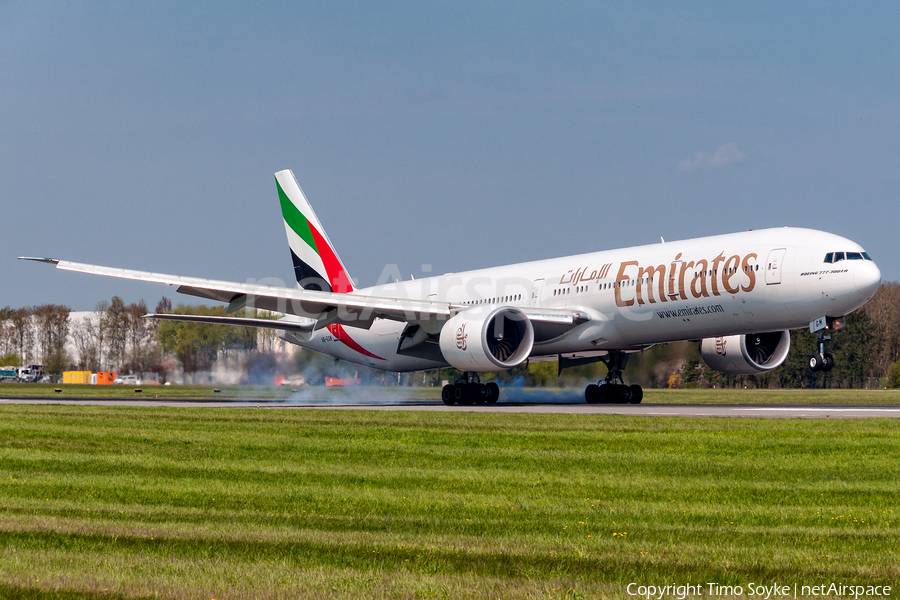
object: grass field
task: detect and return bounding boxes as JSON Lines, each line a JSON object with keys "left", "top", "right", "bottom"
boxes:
{"left": 3, "top": 383, "right": 900, "bottom": 405}
{"left": 0, "top": 404, "right": 897, "bottom": 599}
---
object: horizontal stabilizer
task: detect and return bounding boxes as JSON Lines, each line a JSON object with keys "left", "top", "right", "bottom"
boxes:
{"left": 146, "top": 313, "right": 313, "bottom": 330}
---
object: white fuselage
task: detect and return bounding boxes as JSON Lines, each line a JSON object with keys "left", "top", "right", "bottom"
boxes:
{"left": 287, "top": 227, "right": 881, "bottom": 372}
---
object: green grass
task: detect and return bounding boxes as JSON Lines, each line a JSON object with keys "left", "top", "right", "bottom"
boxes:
{"left": 0, "top": 406, "right": 898, "bottom": 599}
{"left": 642, "top": 388, "right": 900, "bottom": 405}
{"left": 3, "top": 383, "right": 900, "bottom": 405}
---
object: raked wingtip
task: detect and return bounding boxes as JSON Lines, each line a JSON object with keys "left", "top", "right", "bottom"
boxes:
{"left": 18, "top": 256, "right": 60, "bottom": 264}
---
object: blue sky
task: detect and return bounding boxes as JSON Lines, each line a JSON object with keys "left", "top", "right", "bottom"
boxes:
{"left": 3, "top": 2, "right": 898, "bottom": 310}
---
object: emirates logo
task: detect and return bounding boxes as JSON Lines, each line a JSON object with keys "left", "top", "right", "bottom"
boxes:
{"left": 715, "top": 337, "right": 727, "bottom": 356}
{"left": 456, "top": 323, "right": 468, "bottom": 350}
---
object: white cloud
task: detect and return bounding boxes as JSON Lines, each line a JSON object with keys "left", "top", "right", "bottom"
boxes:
{"left": 680, "top": 143, "right": 746, "bottom": 171}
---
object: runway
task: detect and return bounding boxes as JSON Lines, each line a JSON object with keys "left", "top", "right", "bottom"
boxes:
{"left": 2, "top": 396, "right": 899, "bottom": 418}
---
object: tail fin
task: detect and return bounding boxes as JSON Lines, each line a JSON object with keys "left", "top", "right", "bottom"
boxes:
{"left": 275, "top": 170, "right": 355, "bottom": 293}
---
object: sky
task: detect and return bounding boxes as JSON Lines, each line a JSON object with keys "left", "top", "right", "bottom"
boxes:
{"left": 2, "top": 2, "right": 899, "bottom": 311}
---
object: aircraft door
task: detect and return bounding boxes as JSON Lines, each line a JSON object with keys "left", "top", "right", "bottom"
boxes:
{"left": 667, "top": 261, "right": 684, "bottom": 300}
{"left": 766, "top": 248, "right": 786, "bottom": 285}
{"left": 530, "top": 279, "right": 544, "bottom": 307}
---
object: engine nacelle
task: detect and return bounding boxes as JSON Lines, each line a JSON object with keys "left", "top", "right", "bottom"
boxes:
{"left": 700, "top": 330, "right": 791, "bottom": 375}
{"left": 439, "top": 306, "right": 535, "bottom": 372}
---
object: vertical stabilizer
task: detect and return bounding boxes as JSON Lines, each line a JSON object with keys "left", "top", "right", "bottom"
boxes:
{"left": 275, "top": 170, "right": 355, "bottom": 293}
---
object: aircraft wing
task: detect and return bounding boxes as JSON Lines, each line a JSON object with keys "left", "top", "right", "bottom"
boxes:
{"left": 20, "top": 258, "right": 452, "bottom": 330}
{"left": 20, "top": 258, "right": 591, "bottom": 341}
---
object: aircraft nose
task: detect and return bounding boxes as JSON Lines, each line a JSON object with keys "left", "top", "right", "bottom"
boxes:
{"left": 854, "top": 260, "right": 881, "bottom": 298}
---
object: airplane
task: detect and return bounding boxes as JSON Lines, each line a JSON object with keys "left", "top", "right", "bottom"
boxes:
{"left": 21, "top": 169, "right": 882, "bottom": 404}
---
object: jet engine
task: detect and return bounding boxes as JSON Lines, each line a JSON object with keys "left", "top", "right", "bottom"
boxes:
{"left": 700, "top": 330, "right": 791, "bottom": 375}
{"left": 439, "top": 306, "right": 535, "bottom": 372}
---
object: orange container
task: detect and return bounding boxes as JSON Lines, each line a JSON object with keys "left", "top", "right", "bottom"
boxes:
{"left": 96, "top": 371, "right": 116, "bottom": 385}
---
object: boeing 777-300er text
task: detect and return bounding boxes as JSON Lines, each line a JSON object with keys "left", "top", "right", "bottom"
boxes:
{"left": 21, "top": 170, "right": 882, "bottom": 404}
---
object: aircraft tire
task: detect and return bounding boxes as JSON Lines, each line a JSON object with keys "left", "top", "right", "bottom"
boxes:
{"left": 628, "top": 384, "right": 643, "bottom": 404}
{"left": 486, "top": 382, "right": 500, "bottom": 404}
{"left": 823, "top": 353, "right": 834, "bottom": 372}
{"left": 809, "top": 354, "right": 823, "bottom": 371}
{"left": 585, "top": 384, "right": 599, "bottom": 404}
{"left": 453, "top": 385, "right": 467, "bottom": 404}
{"left": 595, "top": 385, "right": 608, "bottom": 403}
{"left": 441, "top": 385, "right": 456, "bottom": 405}
{"left": 471, "top": 383, "right": 486, "bottom": 405}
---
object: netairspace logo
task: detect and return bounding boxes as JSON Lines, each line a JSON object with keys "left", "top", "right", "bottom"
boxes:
{"left": 626, "top": 582, "right": 892, "bottom": 599}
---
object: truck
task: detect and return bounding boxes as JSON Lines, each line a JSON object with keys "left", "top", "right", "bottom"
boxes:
{"left": 11, "top": 365, "right": 45, "bottom": 383}
{"left": 0, "top": 367, "right": 18, "bottom": 382}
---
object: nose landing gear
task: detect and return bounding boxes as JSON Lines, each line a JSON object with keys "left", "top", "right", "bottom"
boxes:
{"left": 809, "top": 316, "right": 843, "bottom": 372}
{"left": 584, "top": 351, "right": 643, "bottom": 404}
{"left": 808, "top": 352, "right": 834, "bottom": 372}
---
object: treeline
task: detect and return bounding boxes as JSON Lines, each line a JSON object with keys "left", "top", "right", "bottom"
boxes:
{"left": 2, "top": 282, "right": 900, "bottom": 387}
{"left": 0, "top": 297, "right": 279, "bottom": 382}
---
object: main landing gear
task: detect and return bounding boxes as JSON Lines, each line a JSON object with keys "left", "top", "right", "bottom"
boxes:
{"left": 809, "top": 317, "right": 841, "bottom": 372}
{"left": 442, "top": 372, "right": 500, "bottom": 405}
{"left": 584, "top": 351, "right": 643, "bottom": 404}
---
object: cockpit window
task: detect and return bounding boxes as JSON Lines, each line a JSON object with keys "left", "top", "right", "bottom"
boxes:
{"left": 825, "top": 250, "right": 873, "bottom": 263}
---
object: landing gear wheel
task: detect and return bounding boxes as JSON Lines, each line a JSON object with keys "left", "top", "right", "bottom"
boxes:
{"left": 809, "top": 354, "right": 824, "bottom": 372}
{"left": 485, "top": 382, "right": 500, "bottom": 404}
{"left": 595, "top": 385, "right": 609, "bottom": 403}
{"left": 628, "top": 384, "right": 643, "bottom": 404}
{"left": 823, "top": 353, "right": 834, "bottom": 372}
{"left": 471, "top": 383, "right": 486, "bottom": 405}
{"left": 617, "top": 384, "right": 633, "bottom": 404}
{"left": 441, "top": 385, "right": 456, "bottom": 405}
{"left": 453, "top": 385, "right": 465, "bottom": 404}
{"left": 585, "top": 384, "right": 599, "bottom": 404}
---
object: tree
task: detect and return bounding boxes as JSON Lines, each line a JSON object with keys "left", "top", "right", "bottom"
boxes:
{"left": 0, "top": 307, "right": 14, "bottom": 357}
{"left": 71, "top": 316, "right": 99, "bottom": 371}
{"left": 32, "top": 304, "right": 71, "bottom": 374}
{"left": 123, "top": 300, "right": 160, "bottom": 373}
{"left": 0, "top": 353, "right": 21, "bottom": 367}
{"left": 887, "top": 360, "right": 900, "bottom": 389}
{"left": 864, "top": 282, "right": 900, "bottom": 378}
{"left": 103, "top": 296, "right": 129, "bottom": 369}
{"left": 155, "top": 296, "right": 173, "bottom": 315}
{"left": 157, "top": 304, "right": 262, "bottom": 377}
{"left": 87, "top": 301, "right": 109, "bottom": 370}
{"left": 10, "top": 308, "right": 34, "bottom": 365}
